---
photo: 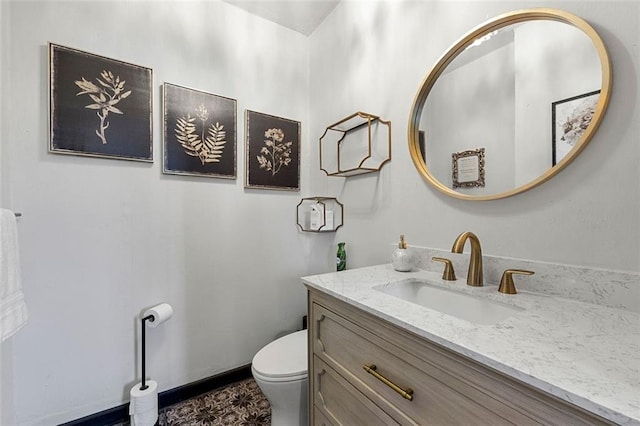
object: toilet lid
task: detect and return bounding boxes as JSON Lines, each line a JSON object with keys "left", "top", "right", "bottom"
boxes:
{"left": 252, "top": 330, "right": 307, "bottom": 379}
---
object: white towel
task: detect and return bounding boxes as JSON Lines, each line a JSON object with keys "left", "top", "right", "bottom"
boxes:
{"left": 0, "top": 209, "right": 27, "bottom": 342}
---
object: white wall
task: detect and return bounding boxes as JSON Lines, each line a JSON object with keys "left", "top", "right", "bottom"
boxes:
{"left": 309, "top": 1, "right": 639, "bottom": 272}
{"left": 1, "top": 1, "right": 312, "bottom": 424}
{"left": 1, "top": 4, "right": 15, "bottom": 425}
{"left": 0, "top": 0, "right": 7, "bottom": 205}
{"left": 2, "top": 0, "right": 639, "bottom": 424}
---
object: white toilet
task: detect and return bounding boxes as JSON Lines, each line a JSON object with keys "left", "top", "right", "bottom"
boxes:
{"left": 251, "top": 329, "right": 308, "bottom": 426}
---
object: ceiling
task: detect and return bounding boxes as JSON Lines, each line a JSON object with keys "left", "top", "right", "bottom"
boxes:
{"left": 222, "top": 0, "right": 340, "bottom": 36}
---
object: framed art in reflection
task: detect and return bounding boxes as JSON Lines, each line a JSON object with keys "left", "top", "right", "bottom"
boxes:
{"left": 452, "top": 148, "right": 485, "bottom": 189}
{"left": 552, "top": 90, "right": 600, "bottom": 166}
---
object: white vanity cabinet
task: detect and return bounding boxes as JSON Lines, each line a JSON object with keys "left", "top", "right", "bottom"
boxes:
{"left": 307, "top": 289, "right": 613, "bottom": 426}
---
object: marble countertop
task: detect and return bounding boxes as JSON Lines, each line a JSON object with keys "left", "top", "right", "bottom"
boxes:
{"left": 302, "top": 264, "right": 640, "bottom": 425}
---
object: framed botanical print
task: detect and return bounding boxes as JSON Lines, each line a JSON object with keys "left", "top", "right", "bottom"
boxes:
{"left": 552, "top": 90, "right": 600, "bottom": 166}
{"left": 163, "top": 83, "right": 237, "bottom": 179}
{"left": 49, "top": 43, "right": 153, "bottom": 161}
{"left": 245, "top": 110, "right": 300, "bottom": 191}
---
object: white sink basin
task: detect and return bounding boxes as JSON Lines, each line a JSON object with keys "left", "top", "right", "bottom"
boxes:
{"left": 373, "top": 278, "right": 524, "bottom": 325}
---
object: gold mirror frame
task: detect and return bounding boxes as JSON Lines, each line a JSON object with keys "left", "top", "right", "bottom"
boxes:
{"left": 408, "top": 8, "right": 612, "bottom": 201}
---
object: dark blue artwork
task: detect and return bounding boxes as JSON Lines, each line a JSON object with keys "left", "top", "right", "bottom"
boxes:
{"left": 245, "top": 110, "right": 300, "bottom": 191}
{"left": 49, "top": 43, "right": 153, "bottom": 161}
{"left": 163, "top": 83, "right": 236, "bottom": 178}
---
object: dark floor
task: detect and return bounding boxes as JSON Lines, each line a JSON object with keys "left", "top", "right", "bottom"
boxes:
{"left": 120, "top": 378, "right": 271, "bottom": 426}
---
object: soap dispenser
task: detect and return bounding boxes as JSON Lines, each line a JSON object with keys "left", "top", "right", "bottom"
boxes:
{"left": 391, "top": 235, "right": 414, "bottom": 272}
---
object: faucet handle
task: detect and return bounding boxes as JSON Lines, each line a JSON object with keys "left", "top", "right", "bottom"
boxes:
{"left": 498, "top": 269, "right": 534, "bottom": 294}
{"left": 432, "top": 257, "right": 457, "bottom": 281}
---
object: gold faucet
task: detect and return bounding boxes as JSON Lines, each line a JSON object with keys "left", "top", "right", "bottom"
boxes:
{"left": 498, "top": 269, "right": 534, "bottom": 294}
{"left": 451, "top": 231, "right": 483, "bottom": 286}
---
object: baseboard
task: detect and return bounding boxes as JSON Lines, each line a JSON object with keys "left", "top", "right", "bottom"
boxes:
{"left": 59, "top": 364, "right": 252, "bottom": 426}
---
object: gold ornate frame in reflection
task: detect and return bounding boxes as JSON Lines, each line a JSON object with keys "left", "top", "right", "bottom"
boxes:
{"left": 452, "top": 148, "right": 485, "bottom": 189}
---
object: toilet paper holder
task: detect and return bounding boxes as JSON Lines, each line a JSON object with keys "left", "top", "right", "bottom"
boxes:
{"left": 139, "top": 303, "right": 173, "bottom": 391}
{"left": 140, "top": 314, "right": 153, "bottom": 391}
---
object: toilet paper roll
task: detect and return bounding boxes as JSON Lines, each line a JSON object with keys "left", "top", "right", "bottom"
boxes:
{"left": 143, "top": 303, "right": 173, "bottom": 328}
{"left": 129, "top": 380, "right": 158, "bottom": 426}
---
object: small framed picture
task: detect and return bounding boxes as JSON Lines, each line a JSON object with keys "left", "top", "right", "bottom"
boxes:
{"left": 552, "top": 90, "right": 600, "bottom": 166}
{"left": 418, "top": 130, "right": 426, "bottom": 162}
{"left": 163, "top": 83, "right": 237, "bottom": 179}
{"left": 245, "top": 110, "right": 300, "bottom": 191}
{"left": 452, "top": 148, "right": 485, "bottom": 189}
{"left": 49, "top": 43, "right": 153, "bottom": 162}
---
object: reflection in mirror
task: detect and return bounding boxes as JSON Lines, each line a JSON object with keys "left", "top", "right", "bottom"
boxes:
{"left": 409, "top": 9, "right": 611, "bottom": 200}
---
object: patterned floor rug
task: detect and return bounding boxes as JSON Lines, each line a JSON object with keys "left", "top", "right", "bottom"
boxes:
{"left": 121, "top": 378, "right": 271, "bottom": 426}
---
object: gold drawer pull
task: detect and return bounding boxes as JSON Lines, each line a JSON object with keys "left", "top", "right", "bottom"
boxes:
{"left": 363, "top": 364, "right": 414, "bottom": 401}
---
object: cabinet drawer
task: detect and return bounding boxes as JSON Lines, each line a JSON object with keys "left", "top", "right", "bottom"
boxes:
{"left": 313, "top": 356, "right": 398, "bottom": 426}
{"left": 313, "top": 407, "right": 332, "bottom": 426}
{"left": 312, "top": 302, "right": 514, "bottom": 425}
{"left": 309, "top": 291, "right": 613, "bottom": 426}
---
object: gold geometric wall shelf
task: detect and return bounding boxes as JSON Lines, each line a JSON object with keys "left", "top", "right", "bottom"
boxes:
{"left": 320, "top": 111, "right": 391, "bottom": 177}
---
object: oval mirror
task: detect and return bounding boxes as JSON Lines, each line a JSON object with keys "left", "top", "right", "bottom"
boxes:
{"left": 408, "top": 9, "right": 612, "bottom": 200}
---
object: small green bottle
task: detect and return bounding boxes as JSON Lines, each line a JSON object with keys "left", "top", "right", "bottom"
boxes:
{"left": 336, "top": 242, "right": 346, "bottom": 271}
